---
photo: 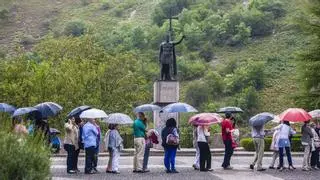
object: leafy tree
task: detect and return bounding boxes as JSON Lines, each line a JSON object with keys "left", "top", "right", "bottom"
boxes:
{"left": 63, "top": 21, "right": 87, "bottom": 37}
{"left": 296, "top": 0, "right": 320, "bottom": 109}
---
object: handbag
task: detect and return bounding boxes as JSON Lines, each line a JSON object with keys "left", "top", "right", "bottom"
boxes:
{"left": 146, "top": 138, "right": 153, "bottom": 148}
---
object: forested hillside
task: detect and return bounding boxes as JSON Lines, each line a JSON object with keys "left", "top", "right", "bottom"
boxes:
{"left": 0, "top": 0, "right": 318, "bottom": 128}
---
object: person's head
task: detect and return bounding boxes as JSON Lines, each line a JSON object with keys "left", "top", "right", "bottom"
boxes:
{"left": 304, "top": 120, "right": 310, "bottom": 125}
{"left": 69, "top": 117, "right": 76, "bottom": 124}
{"left": 166, "top": 118, "right": 177, "bottom": 128}
{"left": 137, "top": 112, "right": 145, "bottom": 120}
{"left": 87, "top": 118, "right": 95, "bottom": 124}
{"left": 75, "top": 118, "right": 82, "bottom": 125}
{"left": 225, "top": 112, "right": 232, "bottom": 119}
{"left": 283, "top": 121, "right": 290, "bottom": 126}
{"left": 310, "top": 122, "right": 316, "bottom": 129}
{"left": 108, "top": 124, "right": 118, "bottom": 130}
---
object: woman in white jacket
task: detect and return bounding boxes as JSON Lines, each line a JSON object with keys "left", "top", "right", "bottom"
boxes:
{"left": 273, "top": 121, "right": 296, "bottom": 171}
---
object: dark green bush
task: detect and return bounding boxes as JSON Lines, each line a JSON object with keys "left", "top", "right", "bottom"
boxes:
{"left": 0, "top": 131, "right": 51, "bottom": 179}
{"left": 63, "top": 21, "right": 86, "bottom": 37}
{"left": 0, "top": 8, "right": 9, "bottom": 21}
{"left": 185, "top": 81, "right": 211, "bottom": 108}
{"left": 240, "top": 137, "right": 303, "bottom": 152}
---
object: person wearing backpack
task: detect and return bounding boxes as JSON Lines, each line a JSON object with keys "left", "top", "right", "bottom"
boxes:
{"left": 161, "top": 118, "right": 179, "bottom": 173}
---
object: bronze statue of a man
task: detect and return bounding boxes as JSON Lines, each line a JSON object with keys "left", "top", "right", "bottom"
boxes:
{"left": 159, "top": 34, "right": 185, "bottom": 81}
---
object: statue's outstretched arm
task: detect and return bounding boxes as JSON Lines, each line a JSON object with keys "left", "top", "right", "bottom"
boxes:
{"left": 173, "top": 35, "right": 185, "bottom": 45}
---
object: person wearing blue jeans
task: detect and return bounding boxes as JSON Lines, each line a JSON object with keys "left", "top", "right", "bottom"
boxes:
{"left": 164, "top": 147, "right": 177, "bottom": 172}
{"left": 161, "top": 118, "right": 179, "bottom": 173}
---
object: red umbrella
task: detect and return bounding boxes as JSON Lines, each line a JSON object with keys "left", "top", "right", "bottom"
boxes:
{"left": 189, "top": 113, "right": 222, "bottom": 126}
{"left": 279, "top": 108, "right": 312, "bottom": 122}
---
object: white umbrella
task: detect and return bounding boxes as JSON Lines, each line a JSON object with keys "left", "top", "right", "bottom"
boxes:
{"left": 309, "top": 110, "right": 320, "bottom": 118}
{"left": 104, "top": 113, "right": 133, "bottom": 125}
{"left": 162, "top": 102, "right": 198, "bottom": 113}
{"left": 80, "top": 108, "right": 108, "bottom": 119}
{"left": 134, "top": 104, "right": 161, "bottom": 113}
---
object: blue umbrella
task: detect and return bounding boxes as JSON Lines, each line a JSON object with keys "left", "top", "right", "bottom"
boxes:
{"left": 217, "top": 106, "right": 243, "bottom": 113}
{"left": 67, "top": 105, "right": 91, "bottom": 118}
{"left": 134, "top": 104, "right": 161, "bottom": 113}
{"left": 0, "top": 103, "right": 16, "bottom": 114}
{"left": 12, "top": 107, "right": 39, "bottom": 117}
{"left": 249, "top": 112, "right": 275, "bottom": 127}
{"left": 34, "top": 102, "right": 63, "bottom": 118}
{"left": 162, "top": 102, "right": 198, "bottom": 113}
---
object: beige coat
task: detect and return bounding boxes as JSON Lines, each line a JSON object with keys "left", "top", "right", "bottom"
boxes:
{"left": 64, "top": 122, "right": 79, "bottom": 150}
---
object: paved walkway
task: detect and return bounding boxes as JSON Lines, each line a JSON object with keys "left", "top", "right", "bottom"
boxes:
{"left": 51, "top": 156, "right": 318, "bottom": 180}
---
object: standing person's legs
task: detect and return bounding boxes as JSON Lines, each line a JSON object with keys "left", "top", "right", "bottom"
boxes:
{"left": 112, "top": 148, "right": 120, "bottom": 172}
{"left": 85, "top": 146, "right": 95, "bottom": 173}
{"left": 285, "top": 147, "right": 293, "bottom": 167}
{"left": 143, "top": 146, "right": 150, "bottom": 171}
{"left": 205, "top": 142, "right": 211, "bottom": 170}
{"left": 250, "top": 138, "right": 259, "bottom": 168}
{"left": 194, "top": 144, "right": 200, "bottom": 169}
{"left": 279, "top": 147, "right": 284, "bottom": 168}
{"left": 64, "top": 144, "right": 74, "bottom": 172}
{"left": 222, "top": 140, "right": 229, "bottom": 168}
{"left": 270, "top": 151, "right": 279, "bottom": 168}
{"left": 73, "top": 148, "right": 80, "bottom": 171}
{"left": 311, "top": 150, "right": 317, "bottom": 167}
{"left": 93, "top": 147, "right": 99, "bottom": 171}
{"left": 224, "top": 139, "right": 233, "bottom": 168}
{"left": 107, "top": 148, "right": 113, "bottom": 172}
{"left": 256, "top": 138, "right": 265, "bottom": 170}
{"left": 198, "top": 142, "right": 206, "bottom": 171}
{"left": 302, "top": 145, "right": 310, "bottom": 169}
{"left": 164, "top": 148, "right": 171, "bottom": 171}
{"left": 133, "top": 138, "right": 145, "bottom": 171}
{"left": 170, "top": 147, "right": 177, "bottom": 171}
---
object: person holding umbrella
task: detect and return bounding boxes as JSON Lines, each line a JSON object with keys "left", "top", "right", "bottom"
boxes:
{"left": 133, "top": 112, "right": 146, "bottom": 173}
{"left": 273, "top": 121, "right": 296, "bottom": 171}
{"left": 63, "top": 118, "right": 79, "bottom": 174}
{"left": 104, "top": 124, "right": 123, "bottom": 174}
{"left": 221, "top": 112, "right": 234, "bottom": 170}
{"left": 197, "top": 124, "right": 212, "bottom": 172}
{"left": 249, "top": 124, "right": 266, "bottom": 171}
{"left": 301, "top": 120, "right": 313, "bottom": 171}
{"left": 192, "top": 125, "right": 200, "bottom": 170}
{"left": 310, "top": 122, "right": 320, "bottom": 170}
{"left": 93, "top": 120, "right": 101, "bottom": 173}
{"left": 82, "top": 118, "right": 99, "bottom": 174}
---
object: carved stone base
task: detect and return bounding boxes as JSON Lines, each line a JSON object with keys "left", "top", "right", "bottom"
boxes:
{"left": 153, "top": 80, "right": 180, "bottom": 149}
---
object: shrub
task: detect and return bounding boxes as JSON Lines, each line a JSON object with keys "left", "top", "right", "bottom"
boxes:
{"left": 185, "top": 81, "right": 211, "bottom": 108}
{"left": 0, "top": 131, "right": 51, "bottom": 179}
{"left": 0, "top": 8, "right": 9, "bottom": 21}
{"left": 20, "top": 34, "right": 36, "bottom": 45}
{"left": 240, "top": 137, "right": 303, "bottom": 152}
{"left": 177, "top": 59, "right": 206, "bottom": 81}
{"left": 63, "top": 21, "right": 86, "bottom": 37}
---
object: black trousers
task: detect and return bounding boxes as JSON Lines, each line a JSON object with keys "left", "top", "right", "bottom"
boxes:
{"left": 73, "top": 148, "right": 80, "bottom": 170}
{"left": 85, "top": 146, "right": 96, "bottom": 173}
{"left": 93, "top": 147, "right": 99, "bottom": 168}
{"left": 311, "top": 148, "right": 320, "bottom": 167}
{"left": 64, "top": 144, "right": 75, "bottom": 172}
{"left": 222, "top": 140, "right": 233, "bottom": 168}
{"left": 198, "top": 142, "right": 211, "bottom": 171}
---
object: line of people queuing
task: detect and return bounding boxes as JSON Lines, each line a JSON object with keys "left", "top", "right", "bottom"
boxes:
{"left": 250, "top": 119, "right": 320, "bottom": 171}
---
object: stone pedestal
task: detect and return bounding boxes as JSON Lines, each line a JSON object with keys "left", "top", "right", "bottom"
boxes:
{"left": 153, "top": 80, "right": 179, "bottom": 149}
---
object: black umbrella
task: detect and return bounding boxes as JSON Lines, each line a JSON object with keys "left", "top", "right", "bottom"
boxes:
{"left": 67, "top": 105, "right": 91, "bottom": 118}
{"left": 34, "top": 102, "right": 63, "bottom": 118}
{"left": 217, "top": 106, "right": 243, "bottom": 113}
